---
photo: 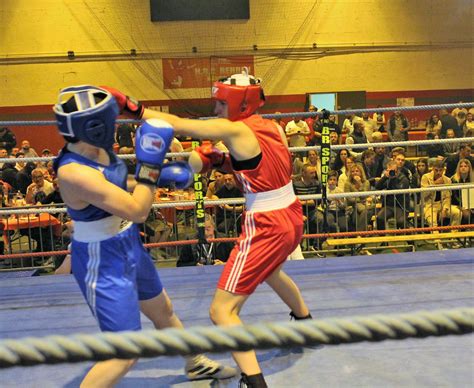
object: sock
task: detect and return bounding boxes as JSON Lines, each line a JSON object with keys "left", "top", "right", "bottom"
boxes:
{"left": 289, "top": 311, "right": 313, "bottom": 320}
{"left": 240, "top": 373, "right": 268, "bottom": 388}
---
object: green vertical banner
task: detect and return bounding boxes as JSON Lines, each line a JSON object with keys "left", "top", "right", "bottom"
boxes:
{"left": 320, "top": 110, "right": 331, "bottom": 231}
{"left": 191, "top": 141, "right": 208, "bottom": 262}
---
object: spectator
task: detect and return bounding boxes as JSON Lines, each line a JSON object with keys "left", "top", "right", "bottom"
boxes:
{"left": 451, "top": 103, "right": 468, "bottom": 118}
{"left": 115, "top": 123, "right": 136, "bottom": 148}
{"left": 337, "top": 156, "right": 355, "bottom": 190}
{"left": 285, "top": 117, "right": 310, "bottom": 147}
{"left": 14, "top": 151, "right": 26, "bottom": 171}
{"left": 20, "top": 140, "right": 38, "bottom": 158}
{"left": 413, "top": 158, "right": 429, "bottom": 188}
{"left": 421, "top": 160, "right": 461, "bottom": 228}
{"left": 326, "top": 171, "right": 347, "bottom": 233}
{"left": 425, "top": 114, "right": 441, "bottom": 136}
{"left": 391, "top": 147, "right": 416, "bottom": 175}
{"left": 375, "top": 160, "right": 410, "bottom": 230}
{"left": 332, "top": 148, "right": 349, "bottom": 174}
{"left": 118, "top": 146, "right": 136, "bottom": 174}
{"left": 361, "top": 149, "right": 378, "bottom": 188}
{"left": 387, "top": 110, "right": 410, "bottom": 142}
{"left": 424, "top": 132, "right": 445, "bottom": 164}
{"left": 372, "top": 105, "right": 386, "bottom": 132}
{"left": 214, "top": 174, "right": 243, "bottom": 234}
{"left": 373, "top": 144, "right": 390, "bottom": 178}
{"left": 446, "top": 143, "right": 474, "bottom": 177}
{"left": 463, "top": 113, "right": 474, "bottom": 136}
{"left": 310, "top": 114, "right": 341, "bottom": 146}
{"left": 344, "top": 163, "right": 374, "bottom": 231}
{"left": 341, "top": 111, "right": 354, "bottom": 135}
{"left": 271, "top": 111, "right": 286, "bottom": 131}
{"left": 303, "top": 149, "right": 321, "bottom": 181}
{"left": 0, "top": 127, "right": 17, "bottom": 154}
{"left": 206, "top": 169, "right": 225, "bottom": 198}
{"left": 393, "top": 151, "right": 414, "bottom": 187}
{"left": 305, "top": 105, "right": 318, "bottom": 143}
{"left": 15, "top": 161, "right": 35, "bottom": 194}
{"left": 450, "top": 158, "right": 474, "bottom": 224}
{"left": 25, "top": 168, "right": 54, "bottom": 204}
{"left": 347, "top": 121, "right": 368, "bottom": 145}
{"left": 177, "top": 214, "right": 233, "bottom": 267}
{"left": 291, "top": 152, "right": 304, "bottom": 179}
{"left": 39, "top": 178, "right": 63, "bottom": 205}
{"left": 361, "top": 112, "right": 377, "bottom": 142}
{"left": 0, "top": 147, "right": 8, "bottom": 170}
{"left": 443, "top": 129, "right": 460, "bottom": 156}
{"left": 439, "top": 108, "right": 460, "bottom": 138}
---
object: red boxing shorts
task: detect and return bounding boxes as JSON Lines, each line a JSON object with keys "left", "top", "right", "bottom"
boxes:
{"left": 218, "top": 200, "right": 303, "bottom": 295}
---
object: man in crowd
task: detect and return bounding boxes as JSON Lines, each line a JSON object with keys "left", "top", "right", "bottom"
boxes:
{"left": 25, "top": 168, "right": 54, "bottom": 204}
{"left": 439, "top": 108, "right": 460, "bottom": 138}
{"left": 285, "top": 116, "right": 310, "bottom": 147}
{"left": 375, "top": 160, "right": 410, "bottom": 230}
{"left": 176, "top": 214, "right": 233, "bottom": 267}
{"left": 213, "top": 173, "right": 243, "bottom": 234}
{"left": 20, "top": 140, "right": 39, "bottom": 158}
{"left": 0, "top": 127, "right": 16, "bottom": 154}
{"left": 387, "top": 110, "right": 410, "bottom": 142}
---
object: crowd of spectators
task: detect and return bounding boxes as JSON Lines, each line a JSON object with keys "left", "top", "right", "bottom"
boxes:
{"left": 0, "top": 103, "right": 473, "bottom": 265}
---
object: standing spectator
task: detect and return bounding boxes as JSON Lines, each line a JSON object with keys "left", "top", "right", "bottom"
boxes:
{"left": 305, "top": 105, "right": 318, "bottom": 143}
{"left": 375, "top": 160, "right": 410, "bottom": 230}
{"left": 439, "top": 109, "right": 460, "bottom": 138}
{"left": 285, "top": 117, "right": 310, "bottom": 147}
{"left": 176, "top": 214, "right": 233, "bottom": 267}
{"left": 310, "top": 114, "right": 341, "bottom": 146}
{"left": 387, "top": 110, "right": 410, "bottom": 142}
{"left": 0, "top": 127, "right": 16, "bottom": 154}
{"left": 20, "top": 140, "right": 38, "bottom": 158}
{"left": 115, "top": 123, "right": 136, "bottom": 148}
{"left": 372, "top": 105, "right": 386, "bottom": 132}
{"left": 421, "top": 160, "right": 461, "bottom": 228}
{"left": 341, "top": 111, "right": 354, "bottom": 135}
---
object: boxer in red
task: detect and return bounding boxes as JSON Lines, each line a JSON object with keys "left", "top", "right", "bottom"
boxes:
{"left": 103, "top": 69, "right": 312, "bottom": 387}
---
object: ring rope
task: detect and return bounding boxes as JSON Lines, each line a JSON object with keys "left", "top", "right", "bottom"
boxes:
{"left": 1, "top": 136, "right": 473, "bottom": 165}
{"left": 1, "top": 223, "right": 473, "bottom": 261}
{"left": 0, "top": 307, "right": 471, "bottom": 368}
{"left": 1, "top": 102, "right": 472, "bottom": 127}
{"left": 1, "top": 183, "right": 472, "bottom": 216}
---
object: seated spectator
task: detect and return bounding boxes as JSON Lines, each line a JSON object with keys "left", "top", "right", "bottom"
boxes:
{"left": 0, "top": 147, "right": 8, "bottom": 170}
{"left": 443, "top": 129, "right": 460, "bottom": 156}
{"left": 375, "top": 160, "right": 410, "bottom": 230}
{"left": 421, "top": 160, "right": 461, "bottom": 228}
{"left": 413, "top": 158, "right": 429, "bottom": 189}
{"left": 141, "top": 208, "right": 172, "bottom": 260}
{"left": 118, "top": 146, "right": 136, "bottom": 174}
{"left": 450, "top": 158, "right": 474, "bottom": 224}
{"left": 424, "top": 132, "right": 445, "bottom": 165}
{"left": 176, "top": 214, "right": 233, "bottom": 267}
{"left": 347, "top": 122, "right": 368, "bottom": 145}
{"left": 425, "top": 114, "right": 441, "bottom": 136}
{"left": 39, "top": 178, "right": 63, "bottom": 205}
{"left": 342, "top": 111, "right": 354, "bottom": 135}
{"left": 0, "top": 126, "right": 17, "bottom": 155}
{"left": 291, "top": 152, "right": 304, "bottom": 179}
{"left": 25, "top": 168, "right": 54, "bottom": 204}
{"left": 463, "top": 113, "right": 474, "bottom": 136}
{"left": 331, "top": 148, "right": 349, "bottom": 173}
{"left": 20, "top": 140, "right": 38, "bottom": 158}
{"left": 439, "top": 108, "right": 461, "bottom": 138}
{"left": 310, "top": 114, "right": 341, "bottom": 146}
{"left": 285, "top": 117, "right": 310, "bottom": 147}
{"left": 391, "top": 147, "right": 416, "bottom": 175}
{"left": 373, "top": 144, "right": 390, "bottom": 178}
{"left": 214, "top": 174, "right": 243, "bottom": 235}
{"left": 361, "top": 149, "right": 378, "bottom": 188}
{"left": 14, "top": 151, "right": 26, "bottom": 171}
{"left": 392, "top": 150, "right": 414, "bottom": 187}
{"left": 206, "top": 169, "right": 225, "bottom": 198}
{"left": 303, "top": 149, "right": 322, "bottom": 181}
{"left": 344, "top": 163, "right": 375, "bottom": 231}
{"left": 451, "top": 104, "right": 468, "bottom": 118}
{"left": 15, "top": 161, "right": 35, "bottom": 194}
{"left": 387, "top": 110, "right": 410, "bottom": 142}
{"left": 372, "top": 106, "right": 386, "bottom": 132}
{"left": 446, "top": 143, "right": 474, "bottom": 177}
{"left": 337, "top": 156, "right": 355, "bottom": 190}
{"left": 361, "top": 112, "right": 377, "bottom": 142}
{"left": 326, "top": 171, "right": 347, "bottom": 233}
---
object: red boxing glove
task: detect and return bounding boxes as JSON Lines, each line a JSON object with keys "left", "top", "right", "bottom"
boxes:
{"left": 194, "top": 144, "right": 232, "bottom": 174}
{"left": 100, "top": 86, "right": 144, "bottom": 119}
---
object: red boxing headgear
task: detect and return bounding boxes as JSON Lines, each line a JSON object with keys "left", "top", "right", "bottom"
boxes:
{"left": 212, "top": 67, "right": 265, "bottom": 121}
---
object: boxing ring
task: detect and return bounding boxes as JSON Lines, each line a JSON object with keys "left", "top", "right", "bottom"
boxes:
{"left": 1, "top": 248, "right": 472, "bottom": 387}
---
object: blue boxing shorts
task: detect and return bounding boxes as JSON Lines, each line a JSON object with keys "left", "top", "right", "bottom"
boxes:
{"left": 71, "top": 223, "right": 163, "bottom": 332}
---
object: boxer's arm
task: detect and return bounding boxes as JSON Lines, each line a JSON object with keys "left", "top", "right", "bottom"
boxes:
{"left": 58, "top": 163, "right": 155, "bottom": 223}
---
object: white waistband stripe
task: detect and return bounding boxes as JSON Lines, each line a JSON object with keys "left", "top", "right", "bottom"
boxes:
{"left": 245, "top": 181, "right": 296, "bottom": 212}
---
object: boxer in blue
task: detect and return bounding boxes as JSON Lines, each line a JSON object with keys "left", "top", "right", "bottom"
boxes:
{"left": 53, "top": 86, "right": 236, "bottom": 387}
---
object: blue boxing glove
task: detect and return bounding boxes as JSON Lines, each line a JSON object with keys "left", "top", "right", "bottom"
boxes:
{"left": 159, "top": 161, "right": 194, "bottom": 189}
{"left": 135, "top": 119, "right": 174, "bottom": 185}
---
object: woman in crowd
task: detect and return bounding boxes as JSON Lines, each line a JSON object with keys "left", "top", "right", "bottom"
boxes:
{"left": 412, "top": 158, "right": 429, "bottom": 189}
{"left": 425, "top": 114, "right": 441, "bottom": 136}
{"left": 331, "top": 149, "right": 349, "bottom": 174}
{"left": 337, "top": 155, "right": 355, "bottom": 191}
{"left": 344, "top": 163, "right": 374, "bottom": 231}
{"left": 450, "top": 158, "right": 474, "bottom": 224}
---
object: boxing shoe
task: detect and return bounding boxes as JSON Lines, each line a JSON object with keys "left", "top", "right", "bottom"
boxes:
{"left": 185, "top": 354, "right": 237, "bottom": 380}
{"left": 239, "top": 373, "right": 268, "bottom": 388}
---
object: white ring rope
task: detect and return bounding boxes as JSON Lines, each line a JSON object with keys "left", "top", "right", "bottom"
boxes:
{"left": 0, "top": 184, "right": 473, "bottom": 216}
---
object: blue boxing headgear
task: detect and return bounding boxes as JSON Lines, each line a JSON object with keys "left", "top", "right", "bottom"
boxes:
{"left": 53, "top": 85, "right": 119, "bottom": 150}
